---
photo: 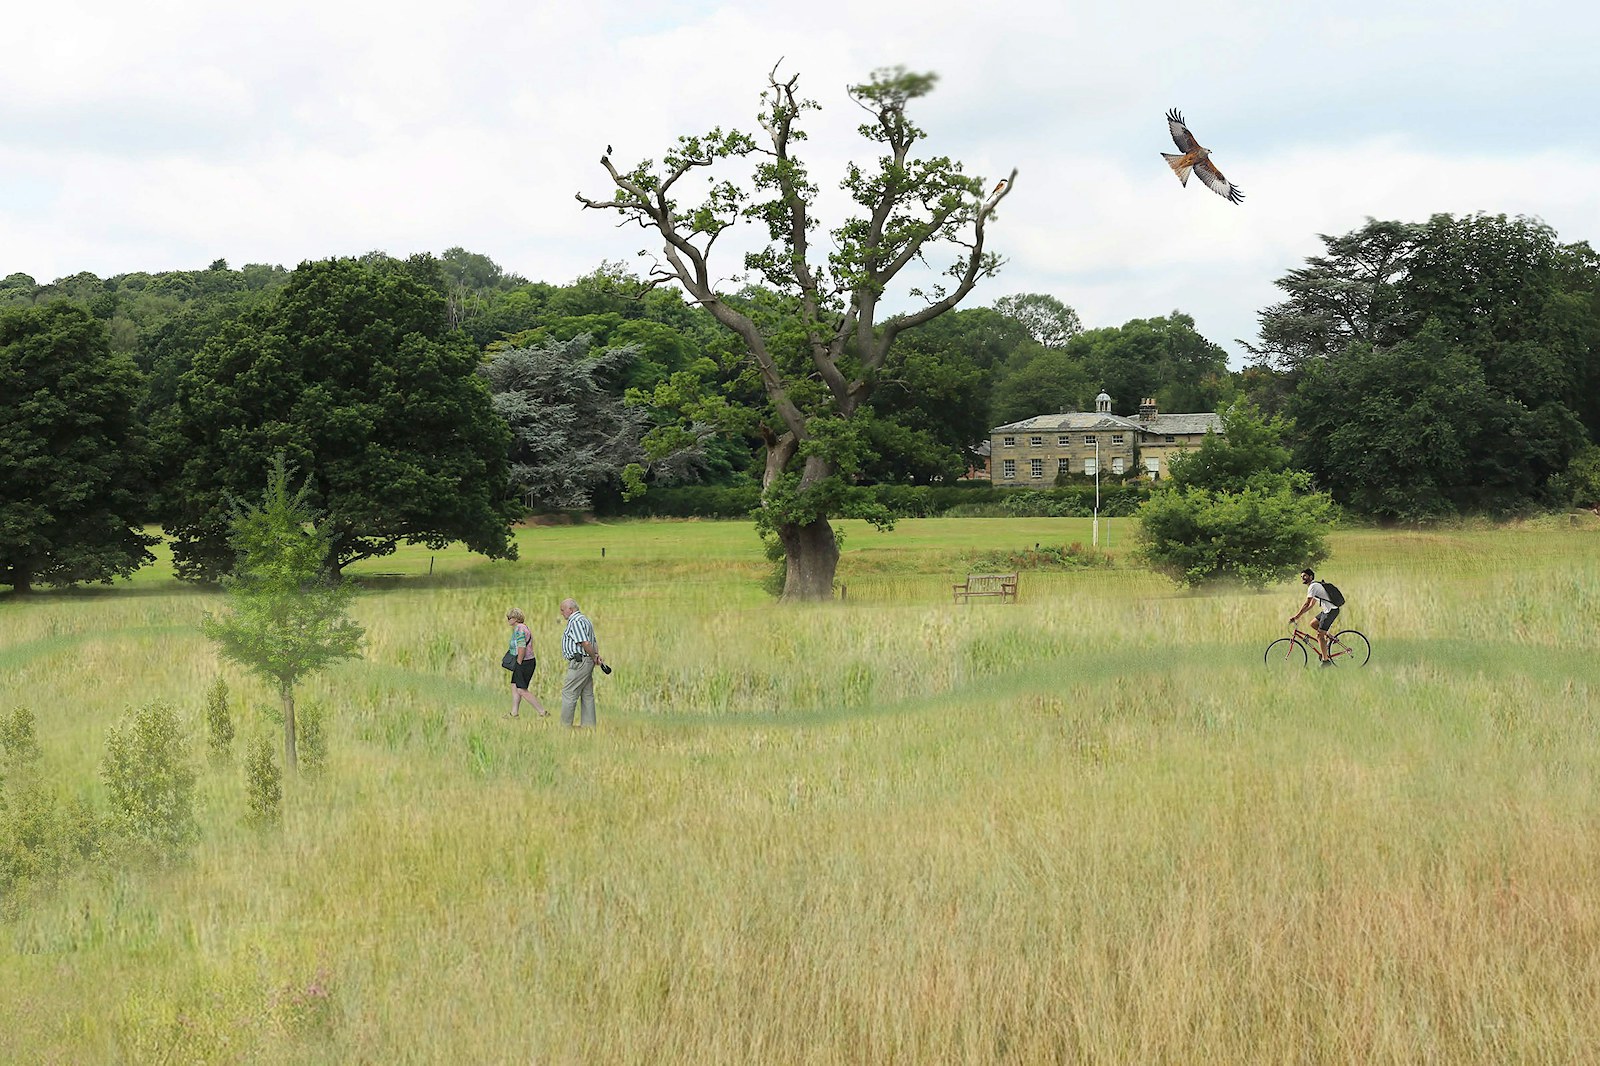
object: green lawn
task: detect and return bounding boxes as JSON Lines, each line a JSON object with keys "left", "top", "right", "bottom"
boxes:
{"left": 2, "top": 514, "right": 1599, "bottom": 1062}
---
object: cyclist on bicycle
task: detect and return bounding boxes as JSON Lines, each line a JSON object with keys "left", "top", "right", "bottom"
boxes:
{"left": 1291, "top": 568, "right": 1340, "bottom": 666}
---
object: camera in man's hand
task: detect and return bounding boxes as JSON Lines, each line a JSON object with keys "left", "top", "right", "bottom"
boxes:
{"left": 599, "top": 662, "right": 613, "bottom": 675}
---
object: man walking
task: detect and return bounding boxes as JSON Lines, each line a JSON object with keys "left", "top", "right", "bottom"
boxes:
{"left": 559, "top": 598, "right": 606, "bottom": 727}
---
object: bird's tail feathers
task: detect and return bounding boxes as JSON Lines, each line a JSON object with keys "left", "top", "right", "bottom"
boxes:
{"left": 1161, "top": 153, "right": 1193, "bottom": 186}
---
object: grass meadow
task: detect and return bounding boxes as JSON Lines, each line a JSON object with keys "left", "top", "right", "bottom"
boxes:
{"left": 3, "top": 514, "right": 1600, "bottom": 1063}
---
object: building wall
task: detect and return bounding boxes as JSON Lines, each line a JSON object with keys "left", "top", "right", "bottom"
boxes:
{"left": 990, "top": 429, "right": 1136, "bottom": 485}
{"left": 1136, "top": 435, "right": 1207, "bottom": 479}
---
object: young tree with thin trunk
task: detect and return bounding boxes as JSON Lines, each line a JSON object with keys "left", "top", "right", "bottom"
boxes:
{"left": 578, "top": 66, "right": 1015, "bottom": 599}
{"left": 202, "top": 458, "right": 363, "bottom": 772}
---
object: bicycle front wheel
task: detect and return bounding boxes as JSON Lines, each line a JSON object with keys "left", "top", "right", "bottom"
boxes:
{"left": 1265, "top": 637, "right": 1308, "bottom": 669}
{"left": 1329, "top": 630, "right": 1371, "bottom": 666}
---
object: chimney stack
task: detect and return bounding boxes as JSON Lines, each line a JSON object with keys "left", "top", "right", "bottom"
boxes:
{"left": 1138, "top": 397, "right": 1157, "bottom": 422}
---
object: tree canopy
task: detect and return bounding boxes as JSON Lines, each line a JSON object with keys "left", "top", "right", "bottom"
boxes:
{"left": 578, "top": 65, "right": 1016, "bottom": 598}
{"left": 165, "top": 255, "right": 521, "bottom": 580}
{"left": 0, "top": 302, "right": 159, "bottom": 592}
{"left": 481, "top": 334, "right": 678, "bottom": 510}
{"left": 1256, "top": 213, "right": 1600, "bottom": 516}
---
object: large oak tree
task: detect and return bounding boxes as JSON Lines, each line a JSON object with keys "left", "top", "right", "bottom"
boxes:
{"left": 578, "top": 66, "right": 1015, "bottom": 599}
{"left": 166, "top": 255, "right": 521, "bottom": 580}
{"left": 0, "top": 302, "right": 159, "bottom": 593}
{"left": 1257, "top": 213, "right": 1599, "bottom": 515}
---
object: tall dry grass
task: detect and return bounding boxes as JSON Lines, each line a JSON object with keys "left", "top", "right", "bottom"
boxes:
{"left": 2, "top": 515, "right": 1598, "bottom": 1063}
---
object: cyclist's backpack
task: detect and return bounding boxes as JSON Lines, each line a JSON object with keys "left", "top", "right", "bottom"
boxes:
{"left": 1321, "top": 581, "right": 1345, "bottom": 607}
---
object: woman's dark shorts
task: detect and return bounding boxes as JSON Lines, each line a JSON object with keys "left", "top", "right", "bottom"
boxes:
{"left": 511, "top": 658, "right": 537, "bottom": 688}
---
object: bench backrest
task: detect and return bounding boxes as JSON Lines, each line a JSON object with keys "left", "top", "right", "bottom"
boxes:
{"left": 965, "top": 573, "right": 1016, "bottom": 592}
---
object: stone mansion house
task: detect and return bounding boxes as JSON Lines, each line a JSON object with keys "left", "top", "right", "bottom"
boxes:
{"left": 988, "top": 392, "right": 1223, "bottom": 485}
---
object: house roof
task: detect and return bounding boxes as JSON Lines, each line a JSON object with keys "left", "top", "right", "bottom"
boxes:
{"left": 991, "top": 411, "right": 1223, "bottom": 436}
{"left": 992, "top": 413, "right": 1143, "bottom": 433}
{"left": 1142, "top": 413, "right": 1224, "bottom": 435}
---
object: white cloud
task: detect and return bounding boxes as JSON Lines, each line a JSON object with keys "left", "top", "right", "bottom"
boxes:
{"left": 3, "top": 0, "right": 1597, "bottom": 364}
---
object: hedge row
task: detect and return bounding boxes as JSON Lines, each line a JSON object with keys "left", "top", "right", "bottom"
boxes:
{"left": 599, "top": 482, "right": 1150, "bottom": 520}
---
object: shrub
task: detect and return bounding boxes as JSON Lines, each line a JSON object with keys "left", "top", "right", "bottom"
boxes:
{"left": 604, "top": 480, "right": 1148, "bottom": 520}
{"left": 0, "top": 783, "right": 66, "bottom": 901}
{"left": 245, "top": 736, "right": 282, "bottom": 827}
{"left": 61, "top": 793, "right": 103, "bottom": 863}
{"left": 1551, "top": 445, "right": 1600, "bottom": 510}
{"left": 204, "top": 677, "right": 235, "bottom": 763}
{"left": 298, "top": 702, "right": 327, "bottom": 776}
{"left": 966, "top": 542, "right": 1116, "bottom": 572}
{"left": 0, "top": 706, "right": 42, "bottom": 769}
{"left": 1136, "top": 484, "right": 1332, "bottom": 588}
{"left": 100, "top": 702, "right": 198, "bottom": 860}
{"left": 604, "top": 483, "right": 762, "bottom": 518}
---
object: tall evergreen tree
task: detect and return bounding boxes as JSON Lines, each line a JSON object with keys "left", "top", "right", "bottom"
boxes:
{"left": 480, "top": 335, "right": 657, "bottom": 509}
{"left": 202, "top": 459, "right": 363, "bottom": 772}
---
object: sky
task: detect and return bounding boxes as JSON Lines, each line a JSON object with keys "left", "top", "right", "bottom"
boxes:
{"left": 3, "top": 0, "right": 1597, "bottom": 367}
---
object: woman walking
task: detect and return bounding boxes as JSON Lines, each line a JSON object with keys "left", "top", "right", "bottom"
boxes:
{"left": 505, "top": 608, "right": 548, "bottom": 718}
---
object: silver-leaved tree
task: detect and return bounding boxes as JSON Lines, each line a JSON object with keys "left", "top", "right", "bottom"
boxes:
{"left": 578, "top": 66, "right": 1015, "bottom": 600}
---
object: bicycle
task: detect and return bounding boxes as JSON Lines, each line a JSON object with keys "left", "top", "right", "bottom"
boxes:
{"left": 1264, "top": 622, "right": 1371, "bottom": 669}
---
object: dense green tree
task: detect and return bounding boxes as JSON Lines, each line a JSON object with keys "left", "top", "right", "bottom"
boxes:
{"left": 842, "top": 305, "right": 1000, "bottom": 483}
{"left": 1165, "top": 400, "right": 1296, "bottom": 494}
{"left": 580, "top": 67, "right": 1015, "bottom": 598}
{"left": 992, "top": 293, "right": 1082, "bottom": 349}
{"left": 1287, "top": 325, "right": 1586, "bottom": 518}
{"left": 166, "top": 255, "right": 521, "bottom": 580}
{"left": 0, "top": 273, "right": 37, "bottom": 304}
{"left": 1069, "top": 313, "right": 1230, "bottom": 415}
{"left": 439, "top": 246, "right": 509, "bottom": 292}
{"left": 1234, "top": 363, "right": 1297, "bottom": 418}
{"left": 0, "top": 303, "right": 159, "bottom": 593}
{"left": 858, "top": 334, "right": 990, "bottom": 483}
{"left": 1258, "top": 213, "right": 1600, "bottom": 516}
{"left": 912, "top": 305, "right": 1036, "bottom": 372}
{"left": 989, "top": 348, "right": 1095, "bottom": 425}
{"left": 1138, "top": 396, "right": 1329, "bottom": 589}
{"left": 1404, "top": 214, "right": 1600, "bottom": 437}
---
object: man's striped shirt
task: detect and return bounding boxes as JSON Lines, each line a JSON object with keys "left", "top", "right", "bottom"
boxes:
{"left": 562, "top": 610, "right": 595, "bottom": 659}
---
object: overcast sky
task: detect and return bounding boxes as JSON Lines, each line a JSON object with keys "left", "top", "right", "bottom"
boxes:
{"left": 3, "top": 0, "right": 1596, "bottom": 366}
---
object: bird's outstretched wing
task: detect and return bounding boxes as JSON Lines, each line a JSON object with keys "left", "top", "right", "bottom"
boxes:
{"left": 1166, "top": 108, "right": 1199, "bottom": 153}
{"left": 1194, "top": 158, "right": 1244, "bottom": 204}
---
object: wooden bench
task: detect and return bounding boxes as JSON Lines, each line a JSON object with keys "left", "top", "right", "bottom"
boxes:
{"left": 953, "top": 573, "right": 1018, "bottom": 604}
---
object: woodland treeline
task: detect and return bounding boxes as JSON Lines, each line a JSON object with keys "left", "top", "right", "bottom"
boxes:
{"left": 3, "top": 211, "right": 1599, "bottom": 592}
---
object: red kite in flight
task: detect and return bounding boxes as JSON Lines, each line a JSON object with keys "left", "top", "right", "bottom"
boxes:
{"left": 1161, "top": 109, "right": 1244, "bottom": 204}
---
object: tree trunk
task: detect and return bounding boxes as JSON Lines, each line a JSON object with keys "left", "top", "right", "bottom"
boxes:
{"left": 777, "top": 517, "right": 840, "bottom": 601}
{"left": 281, "top": 685, "right": 298, "bottom": 773}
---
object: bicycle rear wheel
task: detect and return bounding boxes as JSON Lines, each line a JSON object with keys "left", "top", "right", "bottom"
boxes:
{"left": 1264, "top": 637, "right": 1308, "bottom": 668}
{"left": 1329, "top": 630, "right": 1371, "bottom": 666}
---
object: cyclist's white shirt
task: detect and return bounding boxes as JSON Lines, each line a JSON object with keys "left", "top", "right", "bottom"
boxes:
{"left": 1307, "top": 581, "right": 1335, "bottom": 612}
